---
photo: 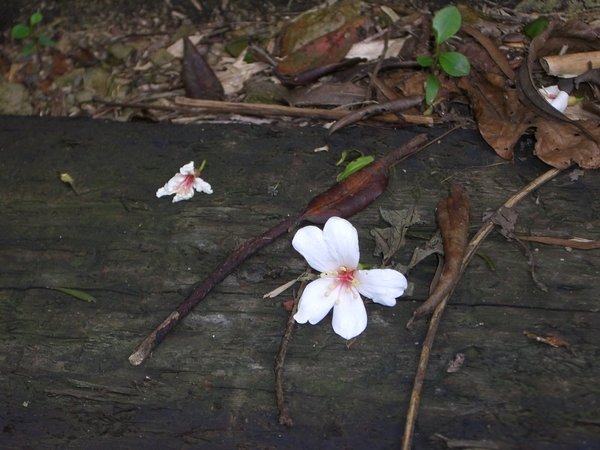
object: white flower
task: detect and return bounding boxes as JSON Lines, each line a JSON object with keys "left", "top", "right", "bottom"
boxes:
{"left": 539, "top": 85, "right": 569, "bottom": 112}
{"left": 156, "top": 161, "right": 212, "bottom": 202}
{"left": 292, "top": 216, "right": 408, "bottom": 340}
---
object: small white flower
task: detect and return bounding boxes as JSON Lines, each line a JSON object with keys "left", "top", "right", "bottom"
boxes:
{"left": 292, "top": 216, "right": 407, "bottom": 340}
{"left": 156, "top": 161, "right": 212, "bottom": 203}
{"left": 539, "top": 85, "right": 569, "bottom": 112}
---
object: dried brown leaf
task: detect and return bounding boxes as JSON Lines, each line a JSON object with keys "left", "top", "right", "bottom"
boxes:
{"left": 459, "top": 75, "right": 533, "bottom": 159}
{"left": 408, "top": 184, "right": 470, "bottom": 325}
{"left": 182, "top": 37, "right": 224, "bottom": 100}
{"left": 534, "top": 119, "right": 600, "bottom": 169}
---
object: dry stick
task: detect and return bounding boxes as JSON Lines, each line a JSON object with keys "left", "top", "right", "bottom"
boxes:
{"left": 400, "top": 166, "right": 562, "bottom": 450}
{"left": 274, "top": 284, "right": 304, "bottom": 427}
{"left": 174, "top": 97, "right": 434, "bottom": 126}
{"left": 93, "top": 97, "right": 434, "bottom": 125}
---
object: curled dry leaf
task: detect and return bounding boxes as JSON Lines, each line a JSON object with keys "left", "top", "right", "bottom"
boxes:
{"left": 459, "top": 74, "right": 533, "bottom": 160}
{"left": 408, "top": 184, "right": 470, "bottom": 326}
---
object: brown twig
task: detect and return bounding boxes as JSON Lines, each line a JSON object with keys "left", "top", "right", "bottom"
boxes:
{"left": 401, "top": 166, "right": 562, "bottom": 450}
{"left": 274, "top": 284, "right": 304, "bottom": 427}
{"left": 93, "top": 97, "right": 434, "bottom": 125}
{"left": 174, "top": 97, "right": 434, "bottom": 126}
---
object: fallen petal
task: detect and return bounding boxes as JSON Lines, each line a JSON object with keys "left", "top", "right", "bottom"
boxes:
{"left": 357, "top": 268, "right": 407, "bottom": 306}
{"left": 293, "top": 278, "right": 337, "bottom": 325}
{"left": 331, "top": 289, "right": 367, "bottom": 339}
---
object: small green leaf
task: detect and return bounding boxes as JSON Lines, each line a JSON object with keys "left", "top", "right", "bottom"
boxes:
{"left": 335, "top": 150, "right": 349, "bottom": 166}
{"left": 433, "top": 5, "right": 462, "bottom": 46}
{"left": 523, "top": 17, "right": 549, "bottom": 39}
{"left": 439, "top": 51, "right": 470, "bottom": 77}
{"left": 53, "top": 287, "right": 97, "bottom": 302}
{"left": 424, "top": 74, "right": 440, "bottom": 106}
{"left": 336, "top": 155, "right": 374, "bottom": 182}
{"left": 38, "top": 34, "right": 56, "bottom": 47}
{"left": 30, "top": 12, "right": 43, "bottom": 26}
{"left": 21, "top": 41, "right": 36, "bottom": 57}
{"left": 11, "top": 24, "right": 31, "bottom": 40}
{"left": 417, "top": 55, "right": 434, "bottom": 68}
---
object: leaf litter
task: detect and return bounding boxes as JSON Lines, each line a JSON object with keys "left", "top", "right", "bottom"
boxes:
{"left": 3, "top": 0, "right": 598, "bottom": 172}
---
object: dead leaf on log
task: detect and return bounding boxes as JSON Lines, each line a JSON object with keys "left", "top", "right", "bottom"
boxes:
{"left": 407, "top": 184, "right": 470, "bottom": 327}
{"left": 459, "top": 74, "right": 533, "bottom": 159}
{"left": 534, "top": 119, "right": 600, "bottom": 169}
{"left": 523, "top": 331, "right": 572, "bottom": 350}
{"left": 182, "top": 37, "right": 224, "bottom": 100}
{"left": 370, "top": 207, "right": 422, "bottom": 264}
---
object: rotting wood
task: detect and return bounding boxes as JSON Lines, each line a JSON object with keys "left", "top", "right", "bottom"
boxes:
{"left": 1, "top": 117, "right": 599, "bottom": 449}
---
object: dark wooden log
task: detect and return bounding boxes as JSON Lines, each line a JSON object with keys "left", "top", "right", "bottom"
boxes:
{"left": 1, "top": 117, "right": 599, "bottom": 449}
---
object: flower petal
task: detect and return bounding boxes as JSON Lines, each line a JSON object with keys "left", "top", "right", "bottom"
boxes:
{"left": 293, "top": 278, "right": 337, "bottom": 325}
{"left": 156, "top": 186, "right": 170, "bottom": 198}
{"left": 550, "top": 91, "right": 569, "bottom": 112}
{"left": 179, "top": 161, "right": 195, "bottom": 175}
{"left": 357, "top": 269, "right": 407, "bottom": 306}
{"left": 193, "top": 177, "right": 213, "bottom": 194}
{"left": 323, "top": 217, "right": 360, "bottom": 268}
{"left": 292, "top": 225, "right": 339, "bottom": 272}
{"left": 331, "top": 289, "right": 367, "bottom": 339}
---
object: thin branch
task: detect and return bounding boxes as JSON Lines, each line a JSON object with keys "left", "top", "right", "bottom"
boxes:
{"left": 274, "top": 283, "right": 304, "bottom": 427}
{"left": 93, "top": 96, "right": 435, "bottom": 125}
{"left": 400, "top": 166, "right": 562, "bottom": 450}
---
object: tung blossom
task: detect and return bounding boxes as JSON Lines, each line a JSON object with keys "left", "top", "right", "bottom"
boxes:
{"left": 539, "top": 85, "right": 569, "bottom": 113}
{"left": 156, "top": 161, "right": 212, "bottom": 202}
{"left": 292, "top": 216, "right": 408, "bottom": 340}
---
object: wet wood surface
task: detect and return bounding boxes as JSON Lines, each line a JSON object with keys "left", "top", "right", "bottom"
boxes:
{"left": 1, "top": 116, "right": 599, "bottom": 449}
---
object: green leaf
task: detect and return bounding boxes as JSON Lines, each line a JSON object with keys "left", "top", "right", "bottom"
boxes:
{"left": 336, "top": 155, "right": 374, "bottom": 182}
{"left": 417, "top": 55, "right": 434, "bottom": 68}
{"left": 432, "top": 5, "right": 461, "bottom": 46}
{"left": 30, "top": 12, "right": 43, "bottom": 26}
{"left": 335, "top": 150, "right": 349, "bottom": 166}
{"left": 11, "top": 24, "right": 31, "bottom": 40}
{"left": 21, "top": 41, "right": 36, "bottom": 57}
{"left": 523, "top": 17, "right": 549, "bottom": 39}
{"left": 38, "top": 34, "right": 56, "bottom": 47}
{"left": 424, "top": 74, "right": 440, "bottom": 106}
{"left": 53, "top": 287, "right": 97, "bottom": 302}
{"left": 439, "top": 51, "right": 470, "bottom": 77}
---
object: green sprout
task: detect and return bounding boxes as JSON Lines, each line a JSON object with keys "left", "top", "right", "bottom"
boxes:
{"left": 11, "top": 11, "right": 56, "bottom": 57}
{"left": 336, "top": 151, "right": 374, "bottom": 182}
{"left": 417, "top": 5, "right": 470, "bottom": 110}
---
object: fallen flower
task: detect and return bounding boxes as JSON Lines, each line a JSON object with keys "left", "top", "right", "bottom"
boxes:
{"left": 292, "top": 216, "right": 407, "bottom": 340}
{"left": 538, "top": 85, "right": 569, "bottom": 112}
{"left": 156, "top": 160, "right": 212, "bottom": 202}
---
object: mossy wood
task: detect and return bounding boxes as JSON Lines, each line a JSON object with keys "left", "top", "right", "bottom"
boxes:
{"left": 1, "top": 117, "right": 598, "bottom": 449}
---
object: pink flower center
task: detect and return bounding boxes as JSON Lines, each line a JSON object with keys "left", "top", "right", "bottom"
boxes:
{"left": 336, "top": 266, "right": 356, "bottom": 287}
{"left": 179, "top": 174, "right": 195, "bottom": 192}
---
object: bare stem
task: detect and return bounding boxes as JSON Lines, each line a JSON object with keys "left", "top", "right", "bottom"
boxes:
{"left": 400, "top": 167, "right": 562, "bottom": 450}
{"left": 274, "top": 284, "right": 304, "bottom": 427}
